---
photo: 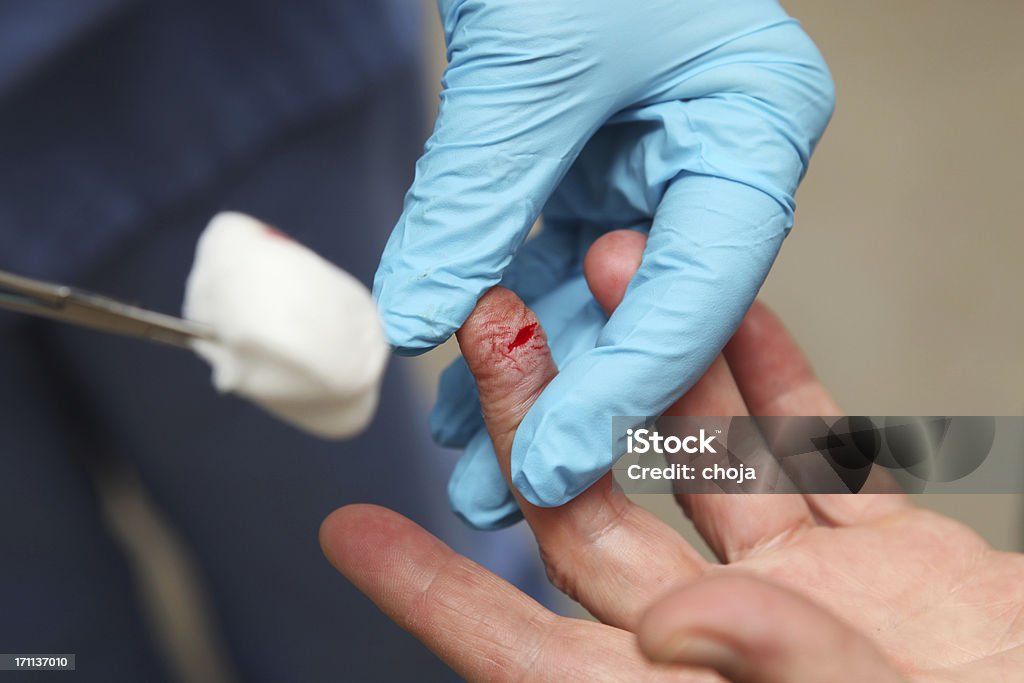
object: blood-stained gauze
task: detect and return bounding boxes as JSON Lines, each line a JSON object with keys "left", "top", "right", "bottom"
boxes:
{"left": 183, "top": 212, "right": 388, "bottom": 439}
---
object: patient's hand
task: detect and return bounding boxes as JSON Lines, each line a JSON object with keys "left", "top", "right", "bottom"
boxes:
{"left": 321, "top": 231, "right": 1024, "bottom": 682}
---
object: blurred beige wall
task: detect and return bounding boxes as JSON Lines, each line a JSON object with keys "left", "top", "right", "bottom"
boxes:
{"left": 411, "top": 1, "right": 1023, "bottom": 550}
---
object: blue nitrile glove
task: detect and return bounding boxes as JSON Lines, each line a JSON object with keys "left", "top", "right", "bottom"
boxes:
{"left": 373, "top": 0, "right": 835, "bottom": 527}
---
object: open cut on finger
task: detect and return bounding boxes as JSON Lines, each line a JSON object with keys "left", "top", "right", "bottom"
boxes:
{"left": 457, "top": 286, "right": 707, "bottom": 629}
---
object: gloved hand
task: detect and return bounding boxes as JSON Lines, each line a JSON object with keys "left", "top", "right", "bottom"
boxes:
{"left": 373, "top": 0, "right": 835, "bottom": 528}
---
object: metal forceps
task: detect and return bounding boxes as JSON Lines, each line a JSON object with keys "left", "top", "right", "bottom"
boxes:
{"left": 0, "top": 269, "right": 214, "bottom": 349}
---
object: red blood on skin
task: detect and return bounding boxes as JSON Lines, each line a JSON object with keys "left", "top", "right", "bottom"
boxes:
{"left": 262, "top": 224, "right": 292, "bottom": 241}
{"left": 507, "top": 323, "right": 538, "bottom": 352}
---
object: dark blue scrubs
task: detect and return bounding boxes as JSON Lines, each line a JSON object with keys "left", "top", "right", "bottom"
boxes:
{"left": 0, "top": 2, "right": 546, "bottom": 681}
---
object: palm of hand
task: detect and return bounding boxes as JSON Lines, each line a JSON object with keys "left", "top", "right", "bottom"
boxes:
{"left": 550, "top": 496, "right": 1024, "bottom": 682}
{"left": 324, "top": 233, "right": 1022, "bottom": 682}
{"left": 734, "top": 508, "right": 1024, "bottom": 680}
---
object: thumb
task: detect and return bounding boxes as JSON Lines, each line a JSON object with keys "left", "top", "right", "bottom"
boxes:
{"left": 373, "top": 3, "right": 609, "bottom": 354}
{"left": 637, "top": 575, "right": 907, "bottom": 683}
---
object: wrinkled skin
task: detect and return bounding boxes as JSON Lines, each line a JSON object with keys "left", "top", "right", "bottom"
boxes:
{"left": 325, "top": 232, "right": 1024, "bottom": 682}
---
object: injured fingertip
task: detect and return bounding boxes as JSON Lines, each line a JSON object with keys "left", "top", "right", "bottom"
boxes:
{"left": 456, "top": 287, "right": 544, "bottom": 360}
{"left": 455, "top": 288, "right": 556, "bottom": 430}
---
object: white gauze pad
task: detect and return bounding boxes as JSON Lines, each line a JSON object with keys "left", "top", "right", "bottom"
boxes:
{"left": 183, "top": 212, "right": 388, "bottom": 439}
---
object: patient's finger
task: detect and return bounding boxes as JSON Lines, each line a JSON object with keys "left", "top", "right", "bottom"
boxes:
{"left": 724, "top": 304, "right": 910, "bottom": 526}
{"left": 586, "top": 230, "right": 815, "bottom": 562}
{"left": 723, "top": 302, "right": 841, "bottom": 417}
{"left": 458, "top": 286, "right": 706, "bottom": 629}
{"left": 321, "top": 505, "right": 682, "bottom": 682}
{"left": 664, "top": 357, "right": 816, "bottom": 562}
{"left": 582, "top": 229, "right": 646, "bottom": 314}
{"left": 637, "top": 575, "right": 906, "bottom": 683}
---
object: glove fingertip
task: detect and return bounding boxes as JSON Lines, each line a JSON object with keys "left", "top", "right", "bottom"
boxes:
{"left": 447, "top": 433, "right": 524, "bottom": 530}
{"left": 431, "top": 359, "right": 483, "bottom": 448}
{"left": 511, "top": 465, "right": 573, "bottom": 508}
{"left": 373, "top": 283, "right": 463, "bottom": 354}
{"left": 392, "top": 344, "right": 435, "bottom": 358}
{"left": 450, "top": 503, "right": 525, "bottom": 531}
{"left": 510, "top": 406, "right": 610, "bottom": 508}
{"left": 378, "top": 313, "right": 451, "bottom": 356}
{"left": 429, "top": 409, "right": 471, "bottom": 448}
{"left": 447, "top": 474, "right": 524, "bottom": 530}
